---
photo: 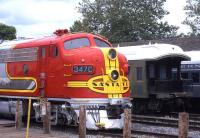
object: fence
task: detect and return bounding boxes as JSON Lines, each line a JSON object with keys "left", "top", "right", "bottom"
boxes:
{"left": 15, "top": 101, "right": 189, "bottom": 138}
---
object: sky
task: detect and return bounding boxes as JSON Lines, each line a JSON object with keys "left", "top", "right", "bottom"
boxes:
{"left": 0, "top": 0, "right": 191, "bottom": 38}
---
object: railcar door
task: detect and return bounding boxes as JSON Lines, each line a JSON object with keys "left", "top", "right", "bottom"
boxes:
{"left": 38, "top": 46, "right": 49, "bottom": 97}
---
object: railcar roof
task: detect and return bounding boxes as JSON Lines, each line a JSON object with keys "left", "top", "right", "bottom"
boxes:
{"left": 183, "top": 51, "right": 200, "bottom": 62}
{"left": 182, "top": 60, "right": 200, "bottom": 64}
{"left": 116, "top": 43, "right": 190, "bottom": 61}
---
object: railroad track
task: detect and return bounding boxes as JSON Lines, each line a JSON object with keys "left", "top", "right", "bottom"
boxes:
{"left": 97, "top": 131, "right": 123, "bottom": 138}
{"left": 170, "top": 112, "right": 200, "bottom": 121}
{"left": 96, "top": 130, "right": 179, "bottom": 138}
{"left": 132, "top": 130, "right": 178, "bottom": 138}
{"left": 132, "top": 114, "right": 200, "bottom": 130}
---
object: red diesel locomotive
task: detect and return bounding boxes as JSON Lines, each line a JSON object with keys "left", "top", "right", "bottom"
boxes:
{"left": 0, "top": 29, "right": 130, "bottom": 129}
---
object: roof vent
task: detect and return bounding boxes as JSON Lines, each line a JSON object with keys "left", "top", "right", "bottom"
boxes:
{"left": 54, "top": 29, "right": 69, "bottom": 36}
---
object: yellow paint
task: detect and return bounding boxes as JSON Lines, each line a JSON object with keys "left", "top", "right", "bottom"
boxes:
{"left": 0, "top": 64, "right": 37, "bottom": 93}
{"left": 64, "top": 53, "right": 74, "bottom": 56}
{"left": 64, "top": 74, "right": 72, "bottom": 77}
{"left": 68, "top": 81, "right": 88, "bottom": 87}
{"left": 108, "top": 94, "right": 122, "bottom": 98}
{"left": 67, "top": 75, "right": 129, "bottom": 94}
{"left": 100, "top": 48, "right": 119, "bottom": 75}
{"left": 95, "top": 122, "right": 105, "bottom": 128}
{"left": 64, "top": 64, "right": 71, "bottom": 67}
{"left": 26, "top": 97, "right": 32, "bottom": 138}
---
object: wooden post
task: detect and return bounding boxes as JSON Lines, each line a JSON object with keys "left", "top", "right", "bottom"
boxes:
{"left": 123, "top": 108, "right": 131, "bottom": 138}
{"left": 43, "top": 101, "right": 51, "bottom": 134}
{"left": 178, "top": 112, "right": 189, "bottom": 138}
{"left": 15, "top": 99, "right": 22, "bottom": 130}
{"left": 79, "top": 105, "right": 86, "bottom": 138}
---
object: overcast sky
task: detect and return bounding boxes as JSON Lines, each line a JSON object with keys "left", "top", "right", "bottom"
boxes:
{"left": 0, "top": 0, "right": 191, "bottom": 38}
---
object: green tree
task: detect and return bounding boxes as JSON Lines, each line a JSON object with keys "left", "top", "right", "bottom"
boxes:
{"left": 0, "top": 23, "right": 16, "bottom": 40}
{"left": 70, "top": 0, "right": 178, "bottom": 43}
{"left": 70, "top": 20, "right": 90, "bottom": 33}
{"left": 183, "top": 0, "right": 200, "bottom": 35}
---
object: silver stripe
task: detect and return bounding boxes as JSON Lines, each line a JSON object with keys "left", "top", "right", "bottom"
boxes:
{"left": 0, "top": 96, "right": 130, "bottom": 105}
{"left": 0, "top": 95, "right": 38, "bottom": 100}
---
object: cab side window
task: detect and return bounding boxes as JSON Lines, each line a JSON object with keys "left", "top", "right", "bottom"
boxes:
{"left": 53, "top": 46, "right": 58, "bottom": 57}
{"left": 41, "top": 47, "right": 46, "bottom": 58}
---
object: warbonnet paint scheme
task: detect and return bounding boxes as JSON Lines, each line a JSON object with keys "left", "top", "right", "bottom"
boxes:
{"left": 0, "top": 29, "right": 130, "bottom": 130}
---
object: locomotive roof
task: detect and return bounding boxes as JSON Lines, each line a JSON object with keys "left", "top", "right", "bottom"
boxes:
{"left": 0, "top": 33, "right": 107, "bottom": 49}
{"left": 182, "top": 51, "right": 200, "bottom": 62}
{"left": 116, "top": 43, "right": 190, "bottom": 61}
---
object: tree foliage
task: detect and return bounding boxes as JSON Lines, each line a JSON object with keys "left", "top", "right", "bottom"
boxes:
{"left": 70, "top": 0, "right": 178, "bottom": 43}
{"left": 0, "top": 23, "right": 16, "bottom": 40}
{"left": 183, "top": 0, "right": 200, "bottom": 35}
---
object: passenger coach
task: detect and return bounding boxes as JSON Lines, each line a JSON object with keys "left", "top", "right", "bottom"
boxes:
{"left": 117, "top": 44, "right": 191, "bottom": 113}
{"left": 181, "top": 51, "right": 200, "bottom": 111}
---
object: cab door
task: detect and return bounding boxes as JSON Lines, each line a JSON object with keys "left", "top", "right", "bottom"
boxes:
{"left": 39, "top": 46, "right": 49, "bottom": 97}
{"left": 46, "top": 45, "right": 64, "bottom": 98}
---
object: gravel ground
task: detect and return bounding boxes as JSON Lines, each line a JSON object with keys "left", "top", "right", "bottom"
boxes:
{"left": 30, "top": 125, "right": 110, "bottom": 138}
{"left": 1, "top": 121, "right": 200, "bottom": 138}
{"left": 30, "top": 123, "right": 200, "bottom": 138}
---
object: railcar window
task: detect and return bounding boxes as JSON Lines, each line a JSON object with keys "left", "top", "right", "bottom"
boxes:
{"left": 160, "top": 65, "right": 166, "bottom": 80}
{"left": 192, "top": 72, "right": 199, "bottom": 83}
{"left": 64, "top": 38, "right": 90, "bottom": 50}
{"left": 136, "top": 67, "right": 143, "bottom": 80}
{"left": 172, "top": 68, "right": 178, "bottom": 80}
{"left": 94, "top": 38, "right": 110, "bottom": 47}
{"left": 149, "top": 64, "right": 155, "bottom": 78}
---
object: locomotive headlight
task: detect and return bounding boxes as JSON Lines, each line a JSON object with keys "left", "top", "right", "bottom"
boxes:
{"left": 108, "top": 48, "right": 117, "bottom": 60}
{"left": 110, "top": 70, "right": 119, "bottom": 81}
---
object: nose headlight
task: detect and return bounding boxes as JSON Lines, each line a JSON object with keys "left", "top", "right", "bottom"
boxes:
{"left": 108, "top": 48, "right": 117, "bottom": 60}
{"left": 110, "top": 70, "right": 119, "bottom": 81}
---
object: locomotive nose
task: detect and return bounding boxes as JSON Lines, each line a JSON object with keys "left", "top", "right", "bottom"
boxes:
{"left": 96, "top": 47, "right": 129, "bottom": 98}
{"left": 67, "top": 47, "right": 129, "bottom": 98}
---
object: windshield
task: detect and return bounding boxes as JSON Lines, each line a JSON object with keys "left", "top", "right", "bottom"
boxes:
{"left": 64, "top": 38, "right": 90, "bottom": 50}
{"left": 94, "top": 38, "right": 110, "bottom": 47}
